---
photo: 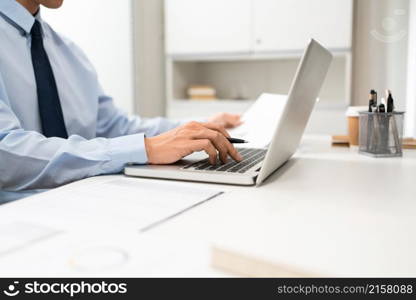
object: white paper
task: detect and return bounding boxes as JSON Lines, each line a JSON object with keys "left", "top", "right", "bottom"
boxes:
{"left": 0, "top": 230, "right": 214, "bottom": 277}
{"left": 4, "top": 177, "right": 223, "bottom": 232}
{"left": 228, "top": 93, "right": 288, "bottom": 148}
{"left": 0, "top": 177, "right": 224, "bottom": 276}
{"left": 0, "top": 222, "right": 62, "bottom": 256}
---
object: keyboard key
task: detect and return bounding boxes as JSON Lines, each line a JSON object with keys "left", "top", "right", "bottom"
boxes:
{"left": 238, "top": 157, "right": 264, "bottom": 173}
{"left": 195, "top": 161, "right": 214, "bottom": 170}
{"left": 181, "top": 148, "right": 267, "bottom": 173}
{"left": 215, "top": 160, "right": 240, "bottom": 171}
{"left": 215, "top": 149, "right": 262, "bottom": 172}
{"left": 236, "top": 148, "right": 252, "bottom": 156}
{"left": 182, "top": 159, "right": 208, "bottom": 169}
{"left": 206, "top": 162, "right": 224, "bottom": 170}
{"left": 227, "top": 151, "right": 266, "bottom": 172}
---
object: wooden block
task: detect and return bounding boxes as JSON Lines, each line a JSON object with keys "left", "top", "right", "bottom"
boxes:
{"left": 211, "top": 246, "right": 315, "bottom": 277}
{"left": 331, "top": 136, "right": 416, "bottom": 149}
{"left": 403, "top": 138, "right": 416, "bottom": 149}
{"left": 331, "top": 135, "right": 350, "bottom": 147}
{"left": 189, "top": 95, "right": 217, "bottom": 101}
{"left": 187, "top": 85, "right": 216, "bottom": 101}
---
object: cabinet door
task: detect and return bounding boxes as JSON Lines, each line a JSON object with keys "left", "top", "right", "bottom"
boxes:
{"left": 253, "top": 0, "right": 353, "bottom": 52}
{"left": 165, "top": 0, "right": 252, "bottom": 56}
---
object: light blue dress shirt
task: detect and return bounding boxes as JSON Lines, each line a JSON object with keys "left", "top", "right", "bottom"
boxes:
{"left": 0, "top": 0, "right": 182, "bottom": 202}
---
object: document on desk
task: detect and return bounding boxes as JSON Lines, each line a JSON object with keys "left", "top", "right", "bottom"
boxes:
{"left": 13, "top": 177, "right": 223, "bottom": 232}
{"left": 0, "top": 229, "right": 214, "bottom": 277}
{"left": 0, "top": 222, "right": 63, "bottom": 257}
{"left": 0, "top": 178, "right": 223, "bottom": 276}
{"left": 228, "top": 93, "right": 288, "bottom": 148}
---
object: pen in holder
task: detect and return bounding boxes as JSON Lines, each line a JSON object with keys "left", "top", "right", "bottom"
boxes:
{"left": 358, "top": 111, "right": 405, "bottom": 157}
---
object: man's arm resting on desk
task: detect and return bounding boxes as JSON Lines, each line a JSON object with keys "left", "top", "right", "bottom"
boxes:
{"left": 0, "top": 115, "right": 148, "bottom": 191}
{"left": 0, "top": 107, "right": 241, "bottom": 191}
{"left": 94, "top": 87, "right": 243, "bottom": 165}
{"left": 0, "top": 59, "right": 242, "bottom": 191}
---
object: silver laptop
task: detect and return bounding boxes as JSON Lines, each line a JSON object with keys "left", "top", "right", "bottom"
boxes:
{"left": 125, "top": 39, "right": 333, "bottom": 186}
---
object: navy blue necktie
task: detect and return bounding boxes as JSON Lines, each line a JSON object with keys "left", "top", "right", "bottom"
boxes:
{"left": 30, "top": 20, "right": 68, "bottom": 138}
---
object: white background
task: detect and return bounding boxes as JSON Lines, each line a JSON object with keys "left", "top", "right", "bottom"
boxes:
{"left": 42, "top": 0, "right": 135, "bottom": 114}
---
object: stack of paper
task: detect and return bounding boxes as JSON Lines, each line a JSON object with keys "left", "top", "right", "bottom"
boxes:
{"left": 228, "top": 93, "right": 288, "bottom": 148}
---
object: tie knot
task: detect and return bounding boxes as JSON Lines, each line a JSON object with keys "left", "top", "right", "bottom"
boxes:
{"left": 30, "top": 20, "right": 42, "bottom": 38}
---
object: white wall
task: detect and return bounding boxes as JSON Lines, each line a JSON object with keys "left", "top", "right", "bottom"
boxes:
{"left": 352, "top": 0, "right": 409, "bottom": 109}
{"left": 42, "top": 0, "right": 135, "bottom": 114}
{"left": 133, "top": 0, "right": 166, "bottom": 117}
{"left": 406, "top": 0, "right": 416, "bottom": 137}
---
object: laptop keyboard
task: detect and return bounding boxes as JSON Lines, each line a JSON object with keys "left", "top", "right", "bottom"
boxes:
{"left": 182, "top": 148, "right": 267, "bottom": 173}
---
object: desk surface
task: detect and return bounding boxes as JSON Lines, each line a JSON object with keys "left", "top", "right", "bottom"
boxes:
{"left": 148, "top": 136, "right": 416, "bottom": 276}
{"left": 1, "top": 136, "right": 415, "bottom": 277}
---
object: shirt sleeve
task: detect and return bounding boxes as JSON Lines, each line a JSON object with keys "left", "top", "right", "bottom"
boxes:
{"left": 0, "top": 76, "right": 148, "bottom": 192}
{"left": 96, "top": 84, "right": 182, "bottom": 138}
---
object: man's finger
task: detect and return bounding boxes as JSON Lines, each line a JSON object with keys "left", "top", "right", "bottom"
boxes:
{"left": 226, "top": 142, "right": 243, "bottom": 162}
{"left": 226, "top": 115, "right": 243, "bottom": 128}
{"left": 230, "top": 115, "right": 242, "bottom": 125}
{"left": 190, "top": 139, "right": 218, "bottom": 165}
{"left": 192, "top": 129, "right": 231, "bottom": 163}
{"left": 192, "top": 128, "right": 242, "bottom": 163}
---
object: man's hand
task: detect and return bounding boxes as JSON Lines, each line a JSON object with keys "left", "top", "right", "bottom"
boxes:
{"left": 144, "top": 121, "right": 243, "bottom": 165}
{"left": 208, "top": 113, "right": 242, "bottom": 128}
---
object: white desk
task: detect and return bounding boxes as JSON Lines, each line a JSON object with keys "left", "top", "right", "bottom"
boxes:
{"left": 0, "top": 136, "right": 415, "bottom": 277}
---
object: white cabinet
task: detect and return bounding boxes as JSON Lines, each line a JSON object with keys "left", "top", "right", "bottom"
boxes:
{"left": 253, "top": 0, "right": 353, "bottom": 52}
{"left": 165, "top": 0, "right": 353, "bottom": 124}
{"left": 165, "top": 0, "right": 252, "bottom": 56}
{"left": 165, "top": 0, "right": 353, "bottom": 56}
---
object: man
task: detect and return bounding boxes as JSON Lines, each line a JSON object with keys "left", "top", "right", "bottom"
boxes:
{"left": 0, "top": 0, "right": 243, "bottom": 202}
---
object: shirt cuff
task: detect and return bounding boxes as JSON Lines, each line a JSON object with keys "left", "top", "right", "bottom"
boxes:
{"left": 107, "top": 133, "right": 148, "bottom": 166}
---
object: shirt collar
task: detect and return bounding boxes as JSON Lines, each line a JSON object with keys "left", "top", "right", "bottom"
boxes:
{"left": 0, "top": 0, "right": 41, "bottom": 35}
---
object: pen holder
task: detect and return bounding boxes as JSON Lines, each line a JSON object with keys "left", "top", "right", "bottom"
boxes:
{"left": 358, "top": 111, "right": 405, "bottom": 157}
